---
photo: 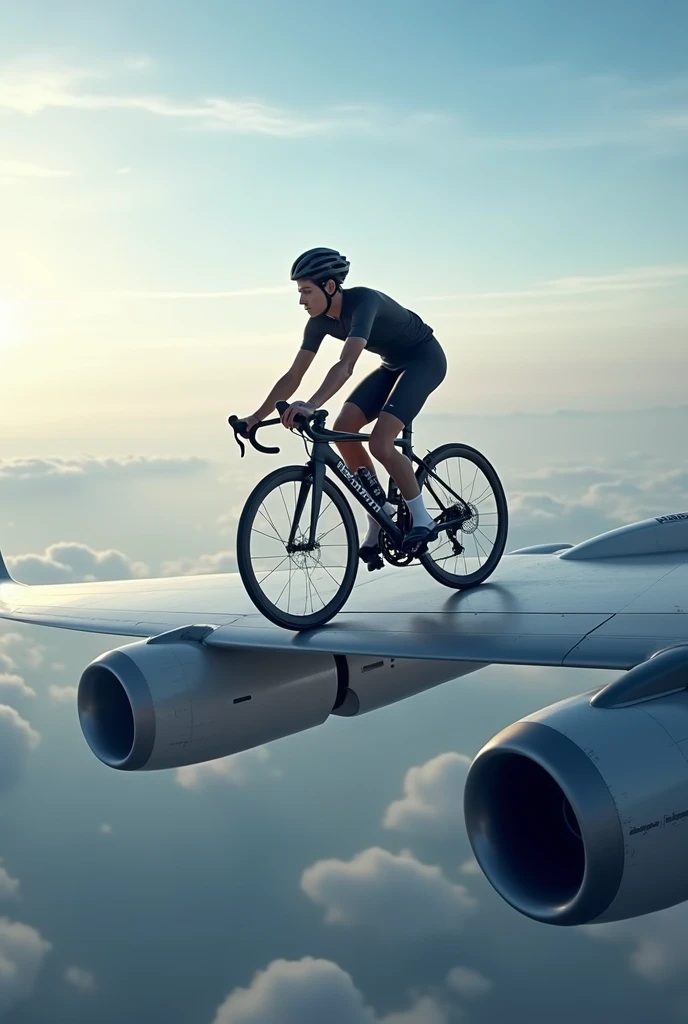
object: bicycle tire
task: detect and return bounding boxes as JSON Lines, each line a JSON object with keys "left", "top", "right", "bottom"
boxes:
{"left": 237, "top": 464, "right": 359, "bottom": 630}
{"left": 415, "top": 443, "right": 508, "bottom": 589}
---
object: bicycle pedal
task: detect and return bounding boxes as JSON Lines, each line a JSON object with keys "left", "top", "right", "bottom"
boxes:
{"left": 359, "top": 545, "right": 385, "bottom": 571}
{"left": 359, "top": 543, "right": 379, "bottom": 563}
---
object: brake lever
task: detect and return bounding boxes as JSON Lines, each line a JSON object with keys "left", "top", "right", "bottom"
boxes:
{"left": 227, "top": 415, "right": 247, "bottom": 458}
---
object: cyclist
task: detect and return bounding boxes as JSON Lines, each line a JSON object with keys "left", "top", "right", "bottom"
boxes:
{"left": 239, "top": 247, "right": 447, "bottom": 560}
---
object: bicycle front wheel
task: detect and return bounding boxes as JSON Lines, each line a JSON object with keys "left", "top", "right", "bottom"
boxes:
{"left": 236, "top": 465, "right": 359, "bottom": 631}
{"left": 416, "top": 443, "right": 508, "bottom": 589}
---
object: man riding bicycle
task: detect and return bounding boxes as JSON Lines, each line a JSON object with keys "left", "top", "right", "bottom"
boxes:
{"left": 239, "top": 247, "right": 447, "bottom": 560}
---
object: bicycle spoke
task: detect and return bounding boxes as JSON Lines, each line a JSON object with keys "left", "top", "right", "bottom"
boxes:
{"left": 246, "top": 474, "right": 353, "bottom": 621}
{"left": 418, "top": 448, "right": 506, "bottom": 585}
{"left": 257, "top": 506, "right": 285, "bottom": 544}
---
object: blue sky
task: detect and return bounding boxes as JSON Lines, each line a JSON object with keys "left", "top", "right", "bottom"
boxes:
{"left": 1, "top": 0, "right": 687, "bottom": 436}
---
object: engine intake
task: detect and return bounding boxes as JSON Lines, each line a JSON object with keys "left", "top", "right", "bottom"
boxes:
{"left": 78, "top": 639, "right": 338, "bottom": 771}
{"left": 464, "top": 648, "right": 688, "bottom": 926}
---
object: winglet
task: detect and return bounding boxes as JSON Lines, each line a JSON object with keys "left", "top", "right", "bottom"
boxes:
{"left": 0, "top": 548, "right": 13, "bottom": 582}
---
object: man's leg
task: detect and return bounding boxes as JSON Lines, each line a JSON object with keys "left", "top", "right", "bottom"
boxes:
{"left": 333, "top": 403, "right": 396, "bottom": 560}
{"left": 369, "top": 340, "right": 448, "bottom": 549}
{"left": 368, "top": 411, "right": 420, "bottom": 499}
{"left": 370, "top": 414, "right": 436, "bottom": 546}
{"left": 332, "top": 403, "right": 375, "bottom": 474}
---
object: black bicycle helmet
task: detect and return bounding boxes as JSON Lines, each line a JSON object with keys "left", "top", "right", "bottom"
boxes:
{"left": 290, "top": 248, "right": 350, "bottom": 314}
{"left": 290, "top": 247, "right": 350, "bottom": 285}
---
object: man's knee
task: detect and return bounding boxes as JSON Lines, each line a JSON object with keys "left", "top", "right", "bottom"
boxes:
{"left": 333, "top": 405, "right": 367, "bottom": 433}
{"left": 369, "top": 430, "right": 394, "bottom": 463}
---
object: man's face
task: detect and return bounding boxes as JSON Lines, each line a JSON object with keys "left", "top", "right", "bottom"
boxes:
{"left": 297, "top": 279, "right": 332, "bottom": 317}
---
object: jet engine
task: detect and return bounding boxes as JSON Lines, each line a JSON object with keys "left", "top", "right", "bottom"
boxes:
{"left": 77, "top": 627, "right": 339, "bottom": 771}
{"left": 77, "top": 625, "right": 482, "bottom": 771}
{"left": 463, "top": 646, "right": 688, "bottom": 926}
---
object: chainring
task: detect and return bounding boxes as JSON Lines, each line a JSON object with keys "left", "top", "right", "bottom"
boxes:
{"left": 379, "top": 529, "right": 414, "bottom": 566}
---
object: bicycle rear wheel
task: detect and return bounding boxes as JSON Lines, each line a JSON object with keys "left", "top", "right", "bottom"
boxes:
{"left": 237, "top": 464, "right": 359, "bottom": 630}
{"left": 416, "top": 443, "right": 508, "bottom": 588}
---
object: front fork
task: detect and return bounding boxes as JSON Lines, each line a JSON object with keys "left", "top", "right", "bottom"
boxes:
{"left": 286, "top": 461, "right": 324, "bottom": 550}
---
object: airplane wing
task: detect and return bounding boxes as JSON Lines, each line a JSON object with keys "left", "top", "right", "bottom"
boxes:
{"left": 2, "top": 513, "right": 688, "bottom": 670}
{"left": 6, "top": 516, "right": 688, "bottom": 932}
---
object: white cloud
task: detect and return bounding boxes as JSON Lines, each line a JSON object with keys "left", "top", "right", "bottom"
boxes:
{"left": 506, "top": 454, "right": 688, "bottom": 550}
{"left": 99, "top": 824, "right": 113, "bottom": 835}
{"left": 0, "top": 454, "right": 208, "bottom": 493}
{"left": 0, "top": 918, "right": 51, "bottom": 1016}
{"left": 445, "top": 966, "right": 493, "bottom": 998}
{"left": 65, "top": 966, "right": 95, "bottom": 992}
{"left": 0, "top": 674, "right": 36, "bottom": 700}
{"left": 0, "top": 706, "right": 40, "bottom": 795}
{"left": 382, "top": 752, "right": 471, "bottom": 839}
{"left": 582, "top": 903, "right": 688, "bottom": 983}
{"left": 0, "top": 160, "right": 72, "bottom": 183}
{"left": 459, "top": 858, "right": 481, "bottom": 876}
{"left": 422, "top": 264, "right": 688, "bottom": 307}
{"left": 161, "top": 550, "right": 238, "bottom": 577}
{"left": 49, "top": 685, "right": 77, "bottom": 704}
{"left": 176, "top": 748, "right": 273, "bottom": 790}
{"left": 7, "top": 542, "right": 149, "bottom": 584}
{"left": 0, "top": 633, "right": 44, "bottom": 672}
{"left": 210, "top": 957, "right": 448, "bottom": 1024}
{"left": 123, "top": 55, "right": 155, "bottom": 74}
{"left": 211, "top": 957, "right": 376, "bottom": 1024}
{"left": 0, "top": 58, "right": 447, "bottom": 141}
{"left": 300, "top": 847, "right": 477, "bottom": 938}
{"left": 117, "top": 286, "right": 289, "bottom": 300}
{"left": 379, "top": 997, "right": 449, "bottom": 1024}
{"left": 0, "top": 59, "right": 359, "bottom": 137}
{"left": 0, "top": 863, "right": 19, "bottom": 901}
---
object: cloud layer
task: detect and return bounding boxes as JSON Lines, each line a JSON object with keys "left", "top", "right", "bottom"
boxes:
{"left": 176, "top": 748, "right": 273, "bottom": 790}
{"left": 0, "top": 918, "right": 51, "bottom": 1016}
{"left": 0, "top": 454, "right": 209, "bottom": 494}
{"left": 7, "top": 541, "right": 149, "bottom": 584}
{"left": 0, "top": 706, "right": 40, "bottom": 795}
{"left": 0, "top": 58, "right": 439, "bottom": 140}
{"left": 211, "top": 957, "right": 448, "bottom": 1024}
{"left": 64, "top": 966, "right": 95, "bottom": 992}
{"left": 383, "top": 753, "right": 471, "bottom": 840}
{"left": 0, "top": 863, "right": 20, "bottom": 902}
{"left": 301, "top": 847, "right": 476, "bottom": 938}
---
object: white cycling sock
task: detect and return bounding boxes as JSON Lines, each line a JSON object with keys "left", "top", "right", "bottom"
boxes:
{"left": 362, "top": 503, "right": 396, "bottom": 548}
{"left": 406, "top": 493, "right": 435, "bottom": 529}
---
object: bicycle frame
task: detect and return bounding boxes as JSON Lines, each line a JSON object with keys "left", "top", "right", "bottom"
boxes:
{"left": 229, "top": 406, "right": 469, "bottom": 551}
{"left": 286, "top": 415, "right": 465, "bottom": 551}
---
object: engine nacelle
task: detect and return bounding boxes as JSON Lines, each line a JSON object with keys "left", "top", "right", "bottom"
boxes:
{"left": 78, "top": 634, "right": 338, "bottom": 771}
{"left": 464, "top": 647, "right": 688, "bottom": 926}
{"left": 332, "top": 656, "right": 484, "bottom": 716}
{"left": 77, "top": 625, "right": 482, "bottom": 772}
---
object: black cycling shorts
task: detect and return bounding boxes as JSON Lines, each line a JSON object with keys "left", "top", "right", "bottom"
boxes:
{"left": 345, "top": 335, "right": 447, "bottom": 426}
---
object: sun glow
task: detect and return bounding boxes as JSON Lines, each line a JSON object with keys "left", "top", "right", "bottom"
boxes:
{"left": 0, "top": 300, "right": 21, "bottom": 348}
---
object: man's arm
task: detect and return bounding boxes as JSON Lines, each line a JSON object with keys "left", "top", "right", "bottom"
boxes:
{"left": 250, "top": 349, "right": 316, "bottom": 422}
{"left": 308, "top": 336, "right": 367, "bottom": 408}
{"left": 280, "top": 337, "right": 367, "bottom": 429}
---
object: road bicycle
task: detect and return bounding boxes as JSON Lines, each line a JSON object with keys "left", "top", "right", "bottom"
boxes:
{"left": 228, "top": 402, "right": 508, "bottom": 631}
